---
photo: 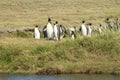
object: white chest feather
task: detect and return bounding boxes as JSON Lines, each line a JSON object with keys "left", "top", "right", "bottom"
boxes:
{"left": 47, "top": 23, "right": 54, "bottom": 39}
{"left": 81, "top": 24, "right": 87, "bottom": 36}
{"left": 34, "top": 28, "right": 40, "bottom": 39}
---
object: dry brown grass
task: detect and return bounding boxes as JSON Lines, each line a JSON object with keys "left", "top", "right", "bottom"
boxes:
{"left": 0, "top": 0, "right": 120, "bottom": 28}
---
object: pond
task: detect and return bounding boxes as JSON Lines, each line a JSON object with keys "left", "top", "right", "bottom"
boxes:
{"left": 0, "top": 74, "right": 120, "bottom": 80}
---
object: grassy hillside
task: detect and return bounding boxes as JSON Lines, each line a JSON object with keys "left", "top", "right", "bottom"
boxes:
{"left": 0, "top": 32, "right": 120, "bottom": 74}
{"left": 0, "top": 0, "right": 120, "bottom": 27}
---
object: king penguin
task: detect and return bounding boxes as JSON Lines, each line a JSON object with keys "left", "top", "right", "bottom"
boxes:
{"left": 87, "top": 23, "right": 92, "bottom": 37}
{"left": 53, "top": 21, "right": 60, "bottom": 41}
{"left": 34, "top": 25, "right": 40, "bottom": 39}
{"left": 71, "top": 31, "right": 76, "bottom": 40}
{"left": 46, "top": 18, "right": 54, "bottom": 40}
{"left": 43, "top": 25, "right": 47, "bottom": 38}
{"left": 98, "top": 24, "right": 103, "bottom": 34}
{"left": 81, "top": 20, "right": 87, "bottom": 36}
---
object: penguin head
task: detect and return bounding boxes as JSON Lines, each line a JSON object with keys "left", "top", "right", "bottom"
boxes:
{"left": 87, "top": 23, "right": 92, "bottom": 26}
{"left": 82, "top": 20, "right": 85, "bottom": 23}
{"left": 89, "top": 23, "right": 92, "bottom": 26}
{"left": 106, "top": 18, "right": 109, "bottom": 21}
{"left": 71, "top": 31, "right": 74, "bottom": 35}
{"left": 99, "top": 24, "right": 102, "bottom": 27}
{"left": 48, "top": 18, "right": 51, "bottom": 22}
{"left": 60, "top": 25, "right": 62, "bottom": 27}
{"left": 55, "top": 21, "right": 58, "bottom": 24}
{"left": 35, "top": 25, "right": 38, "bottom": 28}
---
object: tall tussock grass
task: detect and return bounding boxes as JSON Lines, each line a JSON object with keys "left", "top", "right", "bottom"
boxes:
{"left": 79, "top": 32, "right": 120, "bottom": 55}
{"left": 0, "top": 46, "right": 22, "bottom": 63}
{"left": 0, "top": 32, "right": 120, "bottom": 73}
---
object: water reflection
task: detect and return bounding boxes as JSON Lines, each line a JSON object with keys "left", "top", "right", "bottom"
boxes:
{"left": 0, "top": 74, "right": 120, "bottom": 80}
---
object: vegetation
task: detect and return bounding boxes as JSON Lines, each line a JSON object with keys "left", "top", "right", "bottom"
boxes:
{"left": 0, "top": 0, "right": 120, "bottom": 28}
{"left": 0, "top": 0, "right": 120, "bottom": 74}
{"left": 0, "top": 31, "right": 120, "bottom": 74}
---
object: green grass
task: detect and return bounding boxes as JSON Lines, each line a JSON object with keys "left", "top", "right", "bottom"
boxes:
{"left": 0, "top": 32, "right": 120, "bottom": 74}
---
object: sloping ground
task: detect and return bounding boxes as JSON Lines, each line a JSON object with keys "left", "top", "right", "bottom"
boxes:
{"left": 0, "top": 32, "right": 120, "bottom": 74}
{"left": 0, "top": 0, "right": 120, "bottom": 75}
{"left": 0, "top": 0, "right": 120, "bottom": 27}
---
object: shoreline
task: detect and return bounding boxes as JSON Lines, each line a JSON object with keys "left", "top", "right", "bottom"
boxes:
{"left": 36, "top": 67, "right": 120, "bottom": 75}
{"left": 0, "top": 69, "right": 119, "bottom": 76}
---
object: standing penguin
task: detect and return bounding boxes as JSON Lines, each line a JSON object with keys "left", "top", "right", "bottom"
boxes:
{"left": 62, "top": 25, "right": 67, "bottom": 36}
{"left": 104, "top": 18, "right": 112, "bottom": 31}
{"left": 87, "top": 23, "right": 93, "bottom": 37}
{"left": 46, "top": 18, "right": 54, "bottom": 40}
{"left": 80, "top": 20, "right": 87, "bottom": 36}
{"left": 53, "top": 21, "right": 60, "bottom": 41}
{"left": 71, "top": 31, "right": 76, "bottom": 40}
{"left": 113, "top": 17, "right": 119, "bottom": 31}
{"left": 69, "top": 26, "right": 76, "bottom": 40}
{"left": 43, "top": 25, "right": 47, "bottom": 38}
{"left": 69, "top": 27, "right": 76, "bottom": 35}
{"left": 34, "top": 25, "right": 40, "bottom": 39}
{"left": 59, "top": 25, "right": 66, "bottom": 40}
{"left": 98, "top": 24, "right": 103, "bottom": 34}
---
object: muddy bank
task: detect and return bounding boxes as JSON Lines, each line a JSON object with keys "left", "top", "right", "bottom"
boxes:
{"left": 36, "top": 67, "right": 120, "bottom": 75}
{"left": 36, "top": 68, "right": 61, "bottom": 75}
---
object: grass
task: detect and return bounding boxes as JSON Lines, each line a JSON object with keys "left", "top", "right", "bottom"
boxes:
{"left": 0, "top": 0, "right": 120, "bottom": 28}
{"left": 0, "top": 31, "right": 120, "bottom": 74}
{"left": 0, "top": 0, "right": 120, "bottom": 74}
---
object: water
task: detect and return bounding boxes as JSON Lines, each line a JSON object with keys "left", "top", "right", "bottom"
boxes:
{"left": 0, "top": 74, "right": 120, "bottom": 80}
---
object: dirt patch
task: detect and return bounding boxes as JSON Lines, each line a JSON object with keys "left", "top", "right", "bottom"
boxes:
{"left": 36, "top": 68, "right": 61, "bottom": 75}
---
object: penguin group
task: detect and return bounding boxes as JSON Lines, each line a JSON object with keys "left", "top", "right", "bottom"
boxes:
{"left": 40, "top": 18, "right": 66, "bottom": 41}
{"left": 79, "top": 20, "right": 93, "bottom": 37}
{"left": 34, "top": 17, "right": 120, "bottom": 40}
